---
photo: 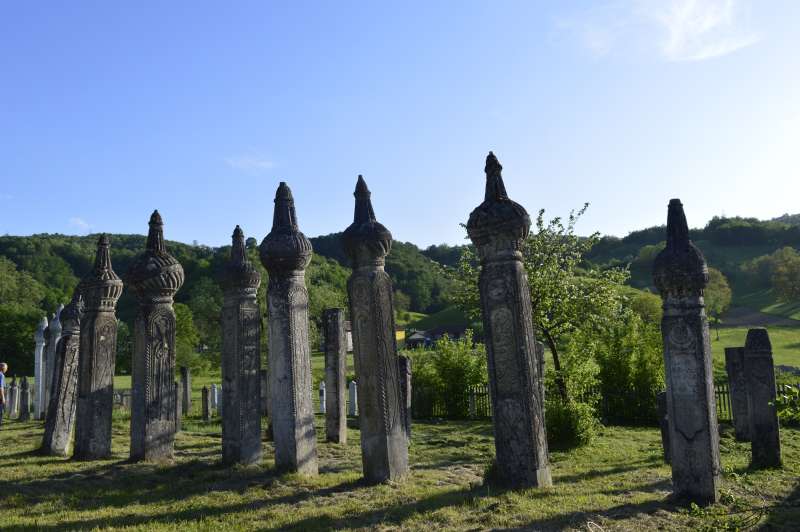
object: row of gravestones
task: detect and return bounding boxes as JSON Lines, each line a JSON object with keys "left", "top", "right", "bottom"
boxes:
{"left": 15, "top": 152, "right": 782, "bottom": 502}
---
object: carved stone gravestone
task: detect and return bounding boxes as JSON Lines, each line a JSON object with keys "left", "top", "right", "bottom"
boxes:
{"left": 724, "top": 347, "right": 750, "bottom": 441}
{"left": 319, "top": 381, "right": 326, "bottom": 414}
{"left": 174, "top": 381, "right": 182, "bottom": 433}
{"left": 210, "top": 384, "right": 218, "bottom": 410}
{"left": 342, "top": 175, "right": 409, "bottom": 483}
{"left": 348, "top": 380, "right": 357, "bottom": 417}
{"left": 221, "top": 225, "right": 262, "bottom": 466}
{"left": 180, "top": 366, "right": 191, "bottom": 416}
{"left": 33, "top": 316, "right": 47, "bottom": 420}
{"left": 19, "top": 377, "right": 31, "bottom": 421}
{"left": 44, "top": 304, "right": 64, "bottom": 417}
{"left": 398, "top": 355, "right": 412, "bottom": 440}
{"left": 202, "top": 387, "right": 211, "bottom": 422}
{"left": 323, "top": 308, "right": 347, "bottom": 444}
{"left": 260, "top": 182, "right": 318, "bottom": 476}
{"left": 466, "top": 153, "right": 551, "bottom": 488}
{"left": 127, "top": 211, "right": 185, "bottom": 462}
{"left": 656, "top": 391, "right": 670, "bottom": 464}
{"left": 8, "top": 378, "right": 18, "bottom": 419}
{"left": 744, "top": 328, "right": 781, "bottom": 468}
{"left": 74, "top": 235, "right": 123, "bottom": 460}
{"left": 42, "top": 292, "right": 84, "bottom": 456}
{"left": 40, "top": 317, "right": 52, "bottom": 419}
{"left": 259, "top": 369, "right": 269, "bottom": 416}
{"left": 653, "top": 199, "right": 720, "bottom": 505}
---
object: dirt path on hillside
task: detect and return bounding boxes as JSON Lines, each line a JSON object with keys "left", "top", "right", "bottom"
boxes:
{"left": 720, "top": 307, "right": 800, "bottom": 328}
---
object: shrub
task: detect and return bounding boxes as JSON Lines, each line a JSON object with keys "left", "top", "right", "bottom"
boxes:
{"left": 545, "top": 399, "right": 599, "bottom": 450}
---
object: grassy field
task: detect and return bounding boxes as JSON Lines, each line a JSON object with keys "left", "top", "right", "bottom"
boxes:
{"left": 1, "top": 410, "right": 798, "bottom": 530}
{"left": 710, "top": 326, "right": 800, "bottom": 379}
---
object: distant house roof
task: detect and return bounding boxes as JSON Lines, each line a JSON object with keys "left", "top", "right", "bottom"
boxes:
{"left": 425, "top": 325, "right": 468, "bottom": 340}
{"left": 406, "top": 331, "right": 427, "bottom": 341}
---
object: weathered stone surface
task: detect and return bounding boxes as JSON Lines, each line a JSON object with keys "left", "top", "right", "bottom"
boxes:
{"left": 210, "top": 384, "right": 218, "bottom": 409}
{"left": 180, "top": 366, "right": 191, "bottom": 416}
{"left": 744, "top": 328, "right": 781, "bottom": 468}
{"left": 466, "top": 153, "right": 551, "bottom": 489}
{"left": 653, "top": 199, "right": 720, "bottom": 505}
{"left": 260, "top": 182, "right": 318, "bottom": 476}
{"left": 398, "top": 355, "right": 412, "bottom": 440}
{"left": 724, "top": 347, "right": 750, "bottom": 442}
{"left": 127, "top": 211, "right": 185, "bottom": 463}
{"left": 319, "top": 382, "right": 326, "bottom": 413}
{"left": 323, "top": 308, "right": 347, "bottom": 444}
{"left": 40, "top": 318, "right": 52, "bottom": 419}
{"left": 343, "top": 175, "right": 408, "bottom": 484}
{"left": 657, "top": 391, "right": 670, "bottom": 464}
{"left": 260, "top": 369, "right": 269, "bottom": 416}
{"left": 174, "top": 381, "right": 182, "bottom": 432}
{"left": 221, "top": 225, "right": 262, "bottom": 466}
{"left": 33, "top": 316, "right": 47, "bottom": 420}
{"left": 19, "top": 377, "right": 31, "bottom": 421}
{"left": 42, "top": 292, "right": 84, "bottom": 456}
{"left": 8, "top": 378, "right": 18, "bottom": 419}
{"left": 74, "top": 235, "right": 123, "bottom": 460}
{"left": 202, "top": 386, "right": 211, "bottom": 422}
{"left": 44, "top": 305, "right": 64, "bottom": 418}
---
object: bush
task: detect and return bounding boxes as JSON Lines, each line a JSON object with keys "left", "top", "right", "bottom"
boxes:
{"left": 545, "top": 399, "right": 599, "bottom": 450}
{"left": 776, "top": 384, "right": 800, "bottom": 427}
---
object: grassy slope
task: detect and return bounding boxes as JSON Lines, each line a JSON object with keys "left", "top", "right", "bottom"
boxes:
{"left": 709, "top": 326, "right": 800, "bottom": 378}
{"left": 408, "top": 306, "right": 470, "bottom": 331}
{"left": 2, "top": 412, "right": 799, "bottom": 530}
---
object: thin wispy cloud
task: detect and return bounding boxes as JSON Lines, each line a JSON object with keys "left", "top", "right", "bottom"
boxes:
{"left": 68, "top": 217, "right": 91, "bottom": 231}
{"left": 226, "top": 155, "right": 275, "bottom": 172}
{"left": 557, "top": 0, "right": 760, "bottom": 62}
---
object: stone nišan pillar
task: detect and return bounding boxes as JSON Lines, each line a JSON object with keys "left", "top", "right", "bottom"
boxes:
{"left": 398, "top": 355, "right": 412, "bottom": 440}
{"left": 202, "top": 387, "right": 211, "bottom": 422}
{"left": 221, "top": 225, "right": 262, "bottom": 465}
{"left": 324, "top": 308, "right": 347, "bottom": 444}
{"left": 74, "top": 235, "right": 123, "bottom": 460}
{"left": 210, "top": 384, "right": 218, "bottom": 409}
{"left": 259, "top": 369, "right": 269, "bottom": 416}
{"left": 33, "top": 316, "right": 47, "bottom": 420}
{"left": 343, "top": 175, "right": 409, "bottom": 483}
{"left": 44, "top": 304, "right": 64, "bottom": 416}
{"left": 40, "top": 317, "right": 52, "bottom": 419}
{"left": 42, "top": 292, "right": 84, "bottom": 456}
{"left": 653, "top": 199, "right": 720, "bottom": 505}
{"left": 19, "top": 377, "right": 31, "bottom": 421}
{"left": 128, "top": 210, "right": 185, "bottom": 462}
{"left": 174, "top": 381, "right": 182, "bottom": 433}
{"left": 348, "top": 380, "right": 357, "bottom": 417}
{"left": 180, "top": 366, "right": 191, "bottom": 416}
{"left": 724, "top": 347, "right": 750, "bottom": 442}
{"left": 260, "top": 182, "right": 318, "bottom": 476}
{"left": 744, "top": 328, "right": 781, "bottom": 468}
{"left": 319, "top": 382, "right": 326, "bottom": 414}
{"left": 466, "top": 153, "right": 551, "bottom": 488}
{"left": 656, "top": 391, "right": 670, "bottom": 464}
{"left": 8, "top": 378, "right": 18, "bottom": 419}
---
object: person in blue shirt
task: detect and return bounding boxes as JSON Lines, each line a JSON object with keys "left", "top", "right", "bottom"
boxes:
{"left": 0, "top": 363, "right": 7, "bottom": 426}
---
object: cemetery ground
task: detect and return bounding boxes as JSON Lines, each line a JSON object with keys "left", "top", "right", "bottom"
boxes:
{"left": 1, "top": 408, "right": 799, "bottom": 530}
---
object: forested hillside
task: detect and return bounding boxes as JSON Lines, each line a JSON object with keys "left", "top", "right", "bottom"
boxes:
{"left": 0, "top": 231, "right": 452, "bottom": 374}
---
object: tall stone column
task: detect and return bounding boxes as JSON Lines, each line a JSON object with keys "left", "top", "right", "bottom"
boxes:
{"left": 260, "top": 182, "right": 318, "bottom": 476}
{"left": 174, "top": 381, "right": 182, "bottom": 433}
{"left": 398, "top": 355, "right": 412, "bottom": 440}
{"left": 466, "top": 153, "right": 551, "bottom": 489}
{"left": 127, "top": 211, "right": 185, "bottom": 462}
{"left": 221, "top": 225, "right": 262, "bottom": 466}
{"left": 19, "top": 377, "right": 31, "bottom": 421}
{"left": 8, "top": 378, "right": 18, "bottom": 419}
{"left": 74, "top": 235, "right": 123, "bottom": 460}
{"left": 656, "top": 391, "right": 670, "bottom": 464}
{"left": 348, "top": 380, "right": 357, "bottom": 417}
{"left": 33, "top": 316, "right": 47, "bottom": 420}
{"left": 40, "top": 318, "right": 52, "bottom": 419}
{"left": 342, "top": 175, "right": 409, "bottom": 484}
{"left": 323, "top": 308, "right": 347, "bottom": 444}
{"left": 724, "top": 347, "right": 750, "bottom": 441}
{"left": 44, "top": 304, "right": 64, "bottom": 415}
{"left": 42, "top": 292, "right": 84, "bottom": 456}
{"left": 653, "top": 199, "right": 720, "bottom": 505}
{"left": 744, "top": 328, "right": 781, "bottom": 468}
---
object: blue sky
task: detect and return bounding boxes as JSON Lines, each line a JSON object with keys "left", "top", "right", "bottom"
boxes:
{"left": 2, "top": 1, "right": 798, "bottom": 248}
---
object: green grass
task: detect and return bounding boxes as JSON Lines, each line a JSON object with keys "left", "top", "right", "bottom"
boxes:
{"left": 710, "top": 326, "right": 800, "bottom": 379}
{"left": 2, "top": 412, "right": 799, "bottom": 530}
{"left": 408, "top": 306, "right": 470, "bottom": 331}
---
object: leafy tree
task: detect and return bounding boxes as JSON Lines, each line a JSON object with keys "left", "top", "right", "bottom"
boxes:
{"left": 771, "top": 248, "right": 800, "bottom": 301}
{"left": 453, "top": 205, "right": 629, "bottom": 402}
{"left": 0, "top": 303, "right": 42, "bottom": 375}
{"left": 116, "top": 321, "right": 133, "bottom": 374}
{"left": 174, "top": 302, "right": 205, "bottom": 372}
{"left": 705, "top": 267, "right": 732, "bottom": 340}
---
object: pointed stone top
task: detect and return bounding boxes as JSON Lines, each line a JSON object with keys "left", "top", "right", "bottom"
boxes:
{"left": 260, "top": 182, "right": 312, "bottom": 274}
{"left": 91, "top": 234, "right": 121, "bottom": 283}
{"left": 745, "top": 328, "right": 772, "bottom": 352}
{"left": 467, "top": 151, "right": 530, "bottom": 252}
{"left": 342, "top": 174, "right": 392, "bottom": 266}
{"left": 353, "top": 175, "right": 377, "bottom": 225}
{"left": 35, "top": 315, "right": 48, "bottom": 341}
{"left": 146, "top": 209, "right": 166, "bottom": 253}
{"left": 271, "top": 182, "right": 299, "bottom": 232}
{"left": 225, "top": 225, "right": 261, "bottom": 290}
{"left": 653, "top": 199, "right": 707, "bottom": 297}
{"left": 484, "top": 151, "right": 508, "bottom": 202}
{"left": 79, "top": 232, "right": 123, "bottom": 308}
{"left": 60, "top": 290, "right": 84, "bottom": 329}
{"left": 39, "top": 316, "right": 48, "bottom": 329}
